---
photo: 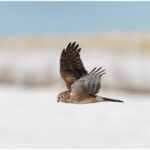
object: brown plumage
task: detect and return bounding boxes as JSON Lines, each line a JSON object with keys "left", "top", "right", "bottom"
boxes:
{"left": 57, "top": 42, "right": 123, "bottom": 104}
{"left": 60, "top": 41, "right": 87, "bottom": 90}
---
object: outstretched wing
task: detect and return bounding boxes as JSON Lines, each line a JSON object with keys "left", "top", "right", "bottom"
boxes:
{"left": 60, "top": 42, "right": 88, "bottom": 90}
{"left": 71, "top": 67, "right": 105, "bottom": 96}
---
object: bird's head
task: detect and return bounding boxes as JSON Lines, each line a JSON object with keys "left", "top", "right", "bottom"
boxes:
{"left": 57, "top": 91, "right": 70, "bottom": 103}
{"left": 57, "top": 93, "right": 63, "bottom": 102}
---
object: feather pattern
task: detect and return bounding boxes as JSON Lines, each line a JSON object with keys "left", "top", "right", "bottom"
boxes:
{"left": 71, "top": 67, "right": 106, "bottom": 95}
{"left": 60, "top": 42, "right": 88, "bottom": 90}
{"left": 58, "top": 42, "right": 124, "bottom": 104}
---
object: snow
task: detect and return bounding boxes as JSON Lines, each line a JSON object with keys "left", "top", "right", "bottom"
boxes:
{"left": 0, "top": 86, "right": 150, "bottom": 148}
{"left": 0, "top": 50, "right": 149, "bottom": 92}
{"left": 0, "top": 43, "right": 150, "bottom": 148}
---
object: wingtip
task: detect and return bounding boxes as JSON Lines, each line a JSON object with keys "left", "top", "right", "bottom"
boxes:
{"left": 66, "top": 42, "right": 72, "bottom": 49}
{"left": 77, "top": 48, "right": 81, "bottom": 53}
{"left": 73, "top": 41, "right": 76, "bottom": 44}
{"left": 67, "top": 41, "right": 78, "bottom": 47}
{"left": 71, "top": 41, "right": 76, "bottom": 47}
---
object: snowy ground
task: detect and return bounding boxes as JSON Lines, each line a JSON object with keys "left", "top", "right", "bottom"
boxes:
{"left": 0, "top": 85, "right": 150, "bottom": 148}
{"left": 0, "top": 42, "right": 150, "bottom": 148}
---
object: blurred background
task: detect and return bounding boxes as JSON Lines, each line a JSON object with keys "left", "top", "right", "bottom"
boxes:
{"left": 0, "top": 1, "right": 150, "bottom": 148}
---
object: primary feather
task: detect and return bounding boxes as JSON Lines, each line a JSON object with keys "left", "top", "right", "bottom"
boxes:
{"left": 58, "top": 42, "right": 124, "bottom": 104}
{"left": 60, "top": 42, "right": 87, "bottom": 90}
{"left": 71, "top": 67, "right": 105, "bottom": 96}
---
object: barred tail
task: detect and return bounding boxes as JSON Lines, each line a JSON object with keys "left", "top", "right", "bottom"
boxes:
{"left": 96, "top": 96, "right": 124, "bottom": 103}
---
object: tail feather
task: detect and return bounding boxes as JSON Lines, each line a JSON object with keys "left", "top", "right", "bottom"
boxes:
{"left": 96, "top": 96, "right": 124, "bottom": 103}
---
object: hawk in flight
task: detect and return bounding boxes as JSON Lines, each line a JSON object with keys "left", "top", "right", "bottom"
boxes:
{"left": 57, "top": 42, "right": 123, "bottom": 104}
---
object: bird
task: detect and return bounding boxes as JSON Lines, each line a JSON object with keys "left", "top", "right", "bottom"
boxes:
{"left": 57, "top": 42, "right": 123, "bottom": 104}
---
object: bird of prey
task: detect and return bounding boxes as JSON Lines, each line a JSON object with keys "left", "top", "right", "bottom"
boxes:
{"left": 57, "top": 42, "right": 123, "bottom": 104}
